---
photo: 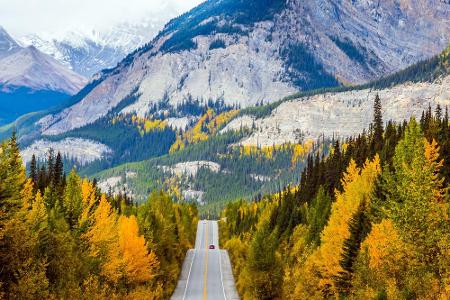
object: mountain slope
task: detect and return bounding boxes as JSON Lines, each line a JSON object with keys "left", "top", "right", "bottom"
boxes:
{"left": 0, "top": 45, "right": 87, "bottom": 94}
{"left": 0, "top": 26, "right": 20, "bottom": 59}
{"left": 0, "top": 27, "right": 87, "bottom": 125}
{"left": 37, "top": 0, "right": 450, "bottom": 136}
{"left": 18, "top": 5, "right": 195, "bottom": 78}
{"left": 79, "top": 47, "right": 449, "bottom": 206}
{"left": 20, "top": 20, "right": 168, "bottom": 78}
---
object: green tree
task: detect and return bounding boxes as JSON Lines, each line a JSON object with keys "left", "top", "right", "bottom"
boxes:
{"left": 371, "top": 94, "right": 384, "bottom": 155}
{"left": 334, "top": 200, "right": 371, "bottom": 296}
{"left": 306, "top": 186, "right": 332, "bottom": 246}
{"left": 244, "top": 214, "right": 283, "bottom": 300}
{"left": 63, "top": 169, "right": 83, "bottom": 228}
{"left": 383, "top": 118, "right": 450, "bottom": 297}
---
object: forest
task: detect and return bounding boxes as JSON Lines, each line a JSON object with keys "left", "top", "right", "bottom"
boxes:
{"left": 0, "top": 136, "right": 198, "bottom": 299}
{"left": 220, "top": 95, "right": 450, "bottom": 299}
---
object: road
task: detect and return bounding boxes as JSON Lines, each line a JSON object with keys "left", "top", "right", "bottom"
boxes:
{"left": 171, "top": 220, "right": 239, "bottom": 300}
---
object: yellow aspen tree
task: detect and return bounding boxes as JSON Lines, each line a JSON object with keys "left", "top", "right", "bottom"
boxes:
{"left": 27, "top": 191, "right": 48, "bottom": 233}
{"left": 79, "top": 179, "right": 98, "bottom": 226}
{"left": 83, "top": 194, "right": 119, "bottom": 282}
{"left": 21, "top": 178, "right": 35, "bottom": 209}
{"left": 118, "top": 215, "right": 159, "bottom": 285}
{"left": 311, "top": 156, "right": 381, "bottom": 294}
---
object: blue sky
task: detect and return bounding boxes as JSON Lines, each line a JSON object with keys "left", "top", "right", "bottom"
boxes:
{"left": 0, "top": 0, "right": 203, "bottom": 37}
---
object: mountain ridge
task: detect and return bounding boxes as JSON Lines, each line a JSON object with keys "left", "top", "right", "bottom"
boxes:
{"left": 36, "top": 0, "right": 450, "bottom": 136}
{"left": 0, "top": 27, "right": 87, "bottom": 125}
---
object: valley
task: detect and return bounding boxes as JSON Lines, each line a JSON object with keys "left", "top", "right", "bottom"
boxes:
{"left": 0, "top": 0, "right": 449, "bottom": 299}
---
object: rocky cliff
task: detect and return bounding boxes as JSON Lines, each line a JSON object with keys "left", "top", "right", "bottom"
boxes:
{"left": 38, "top": 0, "right": 450, "bottom": 135}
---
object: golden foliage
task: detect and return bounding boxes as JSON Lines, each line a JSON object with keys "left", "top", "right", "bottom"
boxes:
{"left": 169, "top": 109, "right": 240, "bottom": 153}
{"left": 118, "top": 215, "right": 159, "bottom": 285}
{"left": 80, "top": 179, "right": 98, "bottom": 225}
{"left": 362, "top": 219, "right": 408, "bottom": 272}
{"left": 84, "top": 195, "right": 118, "bottom": 260}
{"left": 309, "top": 156, "right": 381, "bottom": 293}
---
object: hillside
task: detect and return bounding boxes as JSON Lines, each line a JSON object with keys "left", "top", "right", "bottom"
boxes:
{"left": 19, "top": 45, "right": 449, "bottom": 211}
{"left": 36, "top": 0, "right": 450, "bottom": 136}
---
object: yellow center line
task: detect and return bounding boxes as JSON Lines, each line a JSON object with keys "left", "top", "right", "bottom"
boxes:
{"left": 203, "top": 221, "right": 209, "bottom": 300}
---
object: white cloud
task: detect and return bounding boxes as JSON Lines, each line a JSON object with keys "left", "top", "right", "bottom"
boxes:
{"left": 0, "top": 0, "right": 204, "bottom": 37}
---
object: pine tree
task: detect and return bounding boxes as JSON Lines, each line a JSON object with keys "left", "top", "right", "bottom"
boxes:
{"left": 46, "top": 149, "right": 54, "bottom": 186}
{"left": 306, "top": 187, "right": 332, "bottom": 246}
{"left": 334, "top": 200, "right": 372, "bottom": 295}
{"left": 29, "top": 154, "right": 38, "bottom": 189}
{"left": 63, "top": 169, "right": 82, "bottom": 228}
{"left": 37, "top": 165, "right": 47, "bottom": 193}
{"left": 53, "top": 152, "right": 63, "bottom": 187}
{"left": 372, "top": 94, "right": 384, "bottom": 155}
{"left": 0, "top": 133, "right": 26, "bottom": 220}
{"left": 245, "top": 219, "right": 283, "bottom": 300}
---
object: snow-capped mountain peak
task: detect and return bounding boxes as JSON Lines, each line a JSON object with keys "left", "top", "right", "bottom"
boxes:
{"left": 0, "top": 26, "right": 21, "bottom": 59}
{"left": 0, "top": 27, "right": 87, "bottom": 95}
{"left": 19, "top": 14, "right": 179, "bottom": 77}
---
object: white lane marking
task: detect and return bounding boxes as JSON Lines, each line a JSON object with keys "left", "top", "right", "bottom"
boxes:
{"left": 216, "top": 220, "right": 227, "bottom": 300}
{"left": 219, "top": 251, "right": 227, "bottom": 300}
{"left": 182, "top": 249, "right": 196, "bottom": 300}
{"left": 183, "top": 221, "right": 202, "bottom": 300}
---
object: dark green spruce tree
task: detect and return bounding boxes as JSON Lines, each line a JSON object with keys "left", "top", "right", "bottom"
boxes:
{"left": 334, "top": 200, "right": 372, "bottom": 296}
{"left": 371, "top": 94, "right": 384, "bottom": 156}
{"left": 29, "top": 154, "right": 38, "bottom": 190}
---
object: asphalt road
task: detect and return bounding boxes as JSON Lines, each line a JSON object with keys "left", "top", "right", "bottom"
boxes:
{"left": 172, "top": 220, "right": 239, "bottom": 300}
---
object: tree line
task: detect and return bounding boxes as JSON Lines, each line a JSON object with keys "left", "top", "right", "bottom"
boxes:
{"left": 220, "top": 95, "right": 450, "bottom": 299}
{"left": 0, "top": 135, "right": 198, "bottom": 299}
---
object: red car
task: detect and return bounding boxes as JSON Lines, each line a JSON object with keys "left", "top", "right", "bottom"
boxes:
{"left": 209, "top": 244, "right": 215, "bottom": 249}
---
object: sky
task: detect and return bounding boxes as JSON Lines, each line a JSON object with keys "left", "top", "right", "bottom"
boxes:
{"left": 0, "top": 0, "right": 204, "bottom": 37}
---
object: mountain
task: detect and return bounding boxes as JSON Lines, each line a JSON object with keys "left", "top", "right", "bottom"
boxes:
{"left": 36, "top": 0, "right": 450, "bottom": 136}
{"left": 0, "top": 45, "right": 87, "bottom": 94}
{"left": 21, "top": 46, "right": 450, "bottom": 208}
{"left": 19, "top": 11, "right": 184, "bottom": 77}
{"left": 0, "top": 26, "right": 21, "bottom": 59}
{"left": 0, "top": 27, "right": 87, "bottom": 125}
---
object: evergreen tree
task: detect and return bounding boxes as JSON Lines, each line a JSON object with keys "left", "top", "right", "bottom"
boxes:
{"left": 0, "top": 132, "right": 26, "bottom": 219}
{"left": 371, "top": 94, "right": 384, "bottom": 155}
{"left": 47, "top": 149, "right": 55, "bottom": 186}
{"left": 63, "top": 169, "right": 83, "bottom": 228}
{"left": 245, "top": 220, "right": 283, "bottom": 300}
{"left": 53, "top": 152, "right": 63, "bottom": 187}
{"left": 37, "top": 165, "right": 47, "bottom": 193}
{"left": 306, "top": 187, "right": 332, "bottom": 246}
{"left": 29, "top": 154, "right": 38, "bottom": 189}
{"left": 334, "top": 200, "right": 372, "bottom": 295}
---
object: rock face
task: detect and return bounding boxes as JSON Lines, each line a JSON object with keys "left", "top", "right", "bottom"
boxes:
{"left": 38, "top": 0, "right": 450, "bottom": 136}
{"left": 160, "top": 161, "right": 221, "bottom": 178}
{"left": 237, "top": 75, "right": 450, "bottom": 146}
{"left": 21, "top": 138, "right": 112, "bottom": 165}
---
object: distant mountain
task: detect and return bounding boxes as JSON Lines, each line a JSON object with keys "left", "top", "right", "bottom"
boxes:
{"left": 0, "top": 45, "right": 87, "bottom": 94}
{"left": 0, "top": 26, "right": 21, "bottom": 59}
{"left": 0, "top": 27, "right": 87, "bottom": 125}
{"left": 37, "top": 0, "right": 450, "bottom": 136}
{"left": 19, "top": 14, "right": 179, "bottom": 77}
{"left": 21, "top": 46, "right": 450, "bottom": 206}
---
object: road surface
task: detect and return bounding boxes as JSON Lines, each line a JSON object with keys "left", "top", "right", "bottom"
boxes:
{"left": 171, "top": 220, "right": 239, "bottom": 300}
